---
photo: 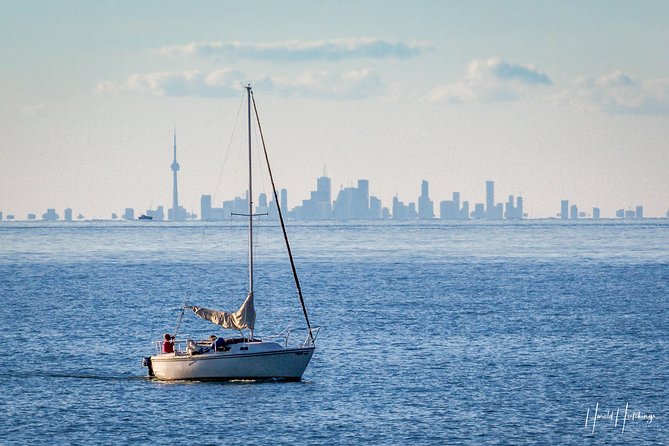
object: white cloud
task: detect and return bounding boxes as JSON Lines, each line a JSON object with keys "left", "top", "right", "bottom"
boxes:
{"left": 96, "top": 69, "right": 246, "bottom": 97}
{"left": 20, "top": 103, "right": 47, "bottom": 115}
{"left": 428, "top": 57, "right": 551, "bottom": 104}
{"left": 269, "top": 69, "right": 385, "bottom": 99}
{"left": 97, "top": 68, "right": 385, "bottom": 100}
{"left": 158, "top": 38, "right": 431, "bottom": 62}
{"left": 566, "top": 70, "right": 669, "bottom": 114}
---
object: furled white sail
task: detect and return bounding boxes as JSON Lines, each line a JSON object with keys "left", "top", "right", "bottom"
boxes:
{"left": 190, "top": 293, "right": 256, "bottom": 330}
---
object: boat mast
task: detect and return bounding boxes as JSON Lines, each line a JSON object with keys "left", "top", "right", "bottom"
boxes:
{"left": 250, "top": 92, "right": 314, "bottom": 342}
{"left": 246, "top": 84, "right": 254, "bottom": 298}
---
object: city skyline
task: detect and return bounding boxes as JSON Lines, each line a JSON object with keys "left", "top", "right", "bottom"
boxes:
{"left": 0, "top": 172, "right": 659, "bottom": 221}
{"left": 1, "top": 2, "right": 668, "bottom": 218}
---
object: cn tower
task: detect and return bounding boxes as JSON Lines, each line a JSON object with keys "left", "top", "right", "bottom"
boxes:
{"left": 170, "top": 128, "right": 180, "bottom": 221}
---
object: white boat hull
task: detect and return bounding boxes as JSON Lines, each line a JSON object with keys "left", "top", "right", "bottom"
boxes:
{"left": 149, "top": 342, "right": 314, "bottom": 381}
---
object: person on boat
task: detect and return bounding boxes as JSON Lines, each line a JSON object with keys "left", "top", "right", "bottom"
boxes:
{"left": 162, "top": 333, "right": 174, "bottom": 354}
{"left": 209, "top": 334, "right": 227, "bottom": 352}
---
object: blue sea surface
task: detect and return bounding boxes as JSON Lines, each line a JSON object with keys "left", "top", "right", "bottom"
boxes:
{"left": 0, "top": 220, "right": 667, "bottom": 445}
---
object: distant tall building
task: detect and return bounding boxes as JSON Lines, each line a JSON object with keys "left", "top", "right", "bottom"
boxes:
{"left": 222, "top": 194, "right": 249, "bottom": 218}
{"left": 418, "top": 180, "right": 434, "bottom": 219}
{"left": 494, "top": 203, "right": 503, "bottom": 219}
{"left": 486, "top": 181, "right": 495, "bottom": 219}
{"left": 592, "top": 207, "right": 600, "bottom": 219}
{"left": 570, "top": 204, "right": 578, "bottom": 220}
{"left": 382, "top": 207, "right": 391, "bottom": 219}
{"left": 171, "top": 129, "right": 180, "bottom": 219}
{"left": 406, "top": 201, "right": 416, "bottom": 219}
{"left": 635, "top": 205, "right": 643, "bottom": 220}
{"left": 505, "top": 195, "right": 524, "bottom": 219}
{"left": 256, "top": 193, "right": 269, "bottom": 215}
{"left": 201, "top": 195, "right": 212, "bottom": 221}
{"left": 461, "top": 201, "right": 469, "bottom": 219}
{"left": 281, "top": 189, "right": 288, "bottom": 214}
{"left": 316, "top": 176, "right": 331, "bottom": 204}
{"left": 42, "top": 209, "right": 59, "bottom": 221}
{"left": 354, "top": 179, "right": 370, "bottom": 218}
{"left": 452, "top": 192, "right": 461, "bottom": 216}
{"left": 392, "top": 196, "right": 417, "bottom": 220}
{"left": 333, "top": 187, "right": 356, "bottom": 219}
{"left": 123, "top": 208, "right": 134, "bottom": 220}
{"left": 0, "top": 211, "right": 3, "bottom": 221}
{"left": 472, "top": 203, "right": 485, "bottom": 219}
{"left": 392, "top": 196, "right": 402, "bottom": 220}
{"left": 268, "top": 200, "right": 277, "bottom": 219}
{"left": 200, "top": 193, "right": 239, "bottom": 221}
{"left": 64, "top": 208, "right": 73, "bottom": 222}
{"left": 169, "top": 129, "right": 186, "bottom": 221}
{"left": 440, "top": 191, "right": 467, "bottom": 220}
{"left": 146, "top": 206, "right": 164, "bottom": 221}
{"left": 294, "top": 175, "right": 332, "bottom": 219}
{"left": 439, "top": 201, "right": 450, "bottom": 219}
{"left": 561, "top": 200, "right": 569, "bottom": 219}
{"left": 332, "top": 179, "right": 370, "bottom": 219}
{"left": 369, "top": 196, "right": 382, "bottom": 219}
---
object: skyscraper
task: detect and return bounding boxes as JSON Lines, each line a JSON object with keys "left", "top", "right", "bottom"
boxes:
{"left": 354, "top": 179, "right": 370, "bottom": 218}
{"left": 418, "top": 180, "right": 434, "bottom": 219}
{"left": 570, "top": 204, "right": 578, "bottom": 220}
{"left": 280, "top": 189, "right": 288, "bottom": 214}
{"left": 486, "top": 180, "right": 494, "bottom": 219}
{"left": 171, "top": 129, "right": 179, "bottom": 220}
{"left": 561, "top": 200, "right": 569, "bottom": 219}
{"left": 439, "top": 192, "right": 464, "bottom": 220}
{"left": 452, "top": 192, "right": 460, "bottom": 214}
{"left": 42, "top": 209, "right": 59, "bottom": 221}
{"left": 504, "top": 195, "right": 524, "bottom": 219}
{"left": 316, "top": 175, "right": 331, "bottom": 204}
{"left": 169, "top": 129, "right": 186, "bottom": 221}
{"left": 201, "top": 195, "right": 212, "bottom": 221}
{"left": 369, "top": 196, "right": 382, "bottom": 219}
{"left": 295, "top": 175, "right": 332, "bottom": 219}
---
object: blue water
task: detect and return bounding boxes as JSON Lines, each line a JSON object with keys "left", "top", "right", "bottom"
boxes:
{"left": 0, "top": 220, "right": 667, "bottom": 445}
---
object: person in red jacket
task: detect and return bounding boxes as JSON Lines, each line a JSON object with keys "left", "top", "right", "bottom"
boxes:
{"left": 162, "top": 333, "right": 174, "bottom": 354}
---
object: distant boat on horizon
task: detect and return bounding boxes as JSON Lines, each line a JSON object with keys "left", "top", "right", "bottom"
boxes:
{"left": 138, "top": 214, "right": 153, "bottom": 221}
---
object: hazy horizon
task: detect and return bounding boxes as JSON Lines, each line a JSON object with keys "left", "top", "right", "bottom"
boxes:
{"left": 2, "top": 1, "right": 668, "bottom": 218}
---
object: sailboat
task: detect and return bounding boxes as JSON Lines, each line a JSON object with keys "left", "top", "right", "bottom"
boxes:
{"left": 143, "top": 85, "right": 318, "bottom": 381}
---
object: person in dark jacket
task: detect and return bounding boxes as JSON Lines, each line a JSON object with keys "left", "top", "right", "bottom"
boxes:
{"left": 209, "top": 335, "right": 227, "bottom": 351}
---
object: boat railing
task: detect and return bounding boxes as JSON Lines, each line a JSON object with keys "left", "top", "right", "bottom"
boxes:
{"left": 154, "top": 339, "right": 209, "bottom": 355}
{"left": 154, "top": 327, "right": 320, "bottom": 354}
{"left": 263, "top": 326, "right": 320, "bottom": 348}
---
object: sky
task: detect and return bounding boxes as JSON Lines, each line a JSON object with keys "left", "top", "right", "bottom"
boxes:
{"left": 1, "top": 0, "right": 668, "bottom": 219}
